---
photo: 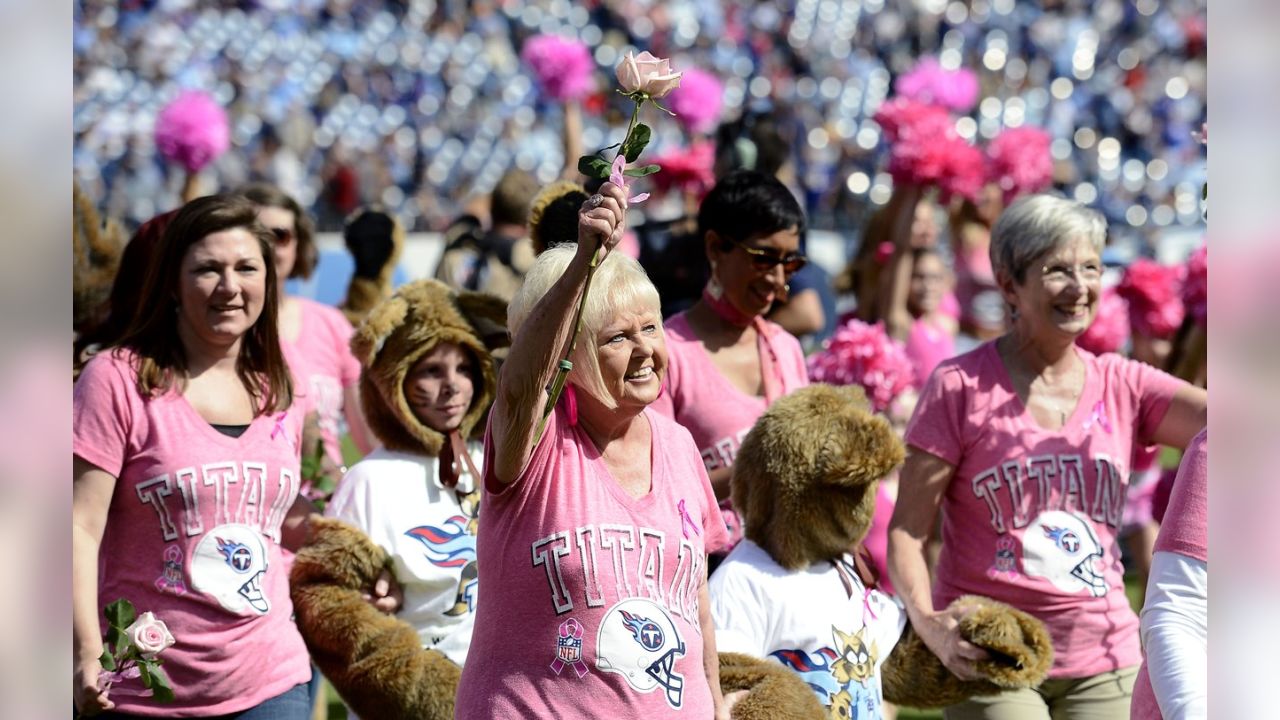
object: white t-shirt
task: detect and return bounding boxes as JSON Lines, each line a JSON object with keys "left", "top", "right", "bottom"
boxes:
{"left": 709, "top": 540, "right": 906, "bottom": 719}
{"left": 326, "top": 446, "right": 483, "bottom": 665}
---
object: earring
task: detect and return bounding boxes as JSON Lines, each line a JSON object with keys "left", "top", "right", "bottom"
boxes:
{"left": 706, "top": 264, "right": 724, "bottom": 300}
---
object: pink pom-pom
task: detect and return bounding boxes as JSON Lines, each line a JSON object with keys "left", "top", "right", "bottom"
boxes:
{"left": 521, "top": 34, "right": 595, "bottom": 102}
{"left": 987, "top": 126, "right": 1054, "bottom": 204}
{"left": 668, "top": 68, "right": 724, "bottom": 135}
{"left": 873, "top": 98, "right": 951, "bottom": 143}
{"left": 894, "top": 56, "right": 980, "bottom": 113}
{"left": 1076, "top": 286, "right": 1130, "bottom": 355}
{"left": 875, "top": 99, "right": 984, "bottom": 202}
{"left": 1117, "top": 259, "right": 1185, "bottom": 339}
{"left": 807, "top": 318, "right": 916, "bottom": 413}
{"left": 1182, "top": 244, "right": 1207, "bottom": 327}
{"left": 651, "top": 141, "right": 716, "bottom": 197}
{"left": 154, "top": 90, "right": 230, "bottom": 174}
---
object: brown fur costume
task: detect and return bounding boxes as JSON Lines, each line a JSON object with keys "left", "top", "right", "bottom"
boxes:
{"left": 72, "top": 181, "right": 127, "bottom": 335}
{"left": 290, "top": 279, "right": 507, "bottom": 720}
{"left": 726, "top": 384, "right": 1053, "bottom": 715}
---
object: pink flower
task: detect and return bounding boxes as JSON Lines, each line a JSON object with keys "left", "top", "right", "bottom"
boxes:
{"left": 668, "top": 68, "right": 724, "bottom": 134}
{"left": 895, "top": 57, "right": 980, "bottom": 113}
{"left": 1076, "top": 286, "right": 1130, "bottom": 355}
{"left": 521, "top": 34, "right": 595, "bottom": 102}
{"left": 1117, "top": 258, "right": 1186, "bottom": 339}
{"left": 125, "top": 611, "right": 176, "bottom": 659}
{"left": 1181, "top": 244, "right": 1207, "bottom": 327}
{"left": 807, "top": 318, "right": 915, "bottom": 413}
{"left": 651, "top": 141, "right": 716, "bottom": 197}
{"left": 154, "top": 90, "right": 230, "bottom": 173}
{"left": 987, "top": 126, "right": 1054, "bottom": 204}
{"left": 610, "top": 155, "right": 649, "bottom": 204}
{"left": 615, "top": 51, "right": 682, "bottom": 99}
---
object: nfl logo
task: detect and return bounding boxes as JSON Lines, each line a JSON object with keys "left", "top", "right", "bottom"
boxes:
{"left": 557, "top": 635, "right": 582, "bottom": 664}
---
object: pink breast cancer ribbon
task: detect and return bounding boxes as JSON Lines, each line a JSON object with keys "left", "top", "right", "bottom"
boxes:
{"left": 1081, "top": 401, "right": 1113, "bottom": 434}
{"left": 550, "top": 618, "right": 589, "bottom": 678}
{"left": 678, "top": 499, "right": 702, "bottom": 539}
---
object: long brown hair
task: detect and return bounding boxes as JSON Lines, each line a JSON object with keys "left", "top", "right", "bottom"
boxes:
{"left": 112, "top": 194, "right": 293, "bottom": 414}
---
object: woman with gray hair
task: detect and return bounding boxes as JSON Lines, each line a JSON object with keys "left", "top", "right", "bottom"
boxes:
{"left": 887, "top": 194, "right": 1206, "bottom": 719}
{"left": 454, "top": 182, "right": 733, "bottom": 718}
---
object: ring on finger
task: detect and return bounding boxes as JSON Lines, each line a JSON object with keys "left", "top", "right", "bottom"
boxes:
{"left": 586, "top": 194, "right": 605, "bottom": 209}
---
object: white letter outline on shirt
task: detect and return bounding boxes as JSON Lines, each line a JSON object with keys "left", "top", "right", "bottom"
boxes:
{"left": 635, "top": 527, "right": 668, "bottom": 608}
{"left": 1027, "top": 455, "right": 1057, "bottom": 515}
{"left": 598, "top": 524, "right": 637, "bottom": 601}
{"left": 136, "top": 474, "right": 178, "bottom": 541}
{"left": 531, "top": 531, "right": 574, "bottom": 614}
{"left": 971, "top": 466, "right": 1006, "bottom": 533}
{"left": 1058, "top": 454, "right": 1087, "bottom": 514}
{"left": 239, "top": 462, "right": 267, "bottom": 530}
{"left": 174, "top": 467, "right": 203, "bottom": 537}
{"left": 575, "top": 525, "right": 606, "bottom": 608}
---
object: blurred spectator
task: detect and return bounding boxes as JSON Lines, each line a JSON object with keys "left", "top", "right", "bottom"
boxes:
{"left": 434, "top": 168, "right": 539, "bottom": 302}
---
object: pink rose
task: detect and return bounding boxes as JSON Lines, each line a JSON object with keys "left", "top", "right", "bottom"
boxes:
{"left": 125, "top": 612, "right": 176, "bottom": 659}
{"left": 615, "top": 51, "right": 682, "bottom": 98}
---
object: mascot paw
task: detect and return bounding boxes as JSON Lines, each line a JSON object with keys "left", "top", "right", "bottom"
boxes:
{"left": 719, "top": 652, "right": 827, "bottom": 719}
{"left": 882, "top": 596, "right": 1053, "bottom": 709}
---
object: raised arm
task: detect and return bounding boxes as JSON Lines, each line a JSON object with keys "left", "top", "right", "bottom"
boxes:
{"left": 887, "top": 446, "right": 989, "bottom": 680}
{"left": 1150, "top": 384, "right": 1207, "bottom": 450}
{"left": 879, "top": 184, "right": 925, "bottom": 341}
{"left": 489, "top": 182, "right": 628, "bottom": 484}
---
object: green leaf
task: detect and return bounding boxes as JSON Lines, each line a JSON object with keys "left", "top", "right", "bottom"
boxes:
{"left": 577, "top": 155, "right": 612, "bottom": 180}
{"left": 597, "top": 141, "right": 622, "bottom": 153}
{"left": 105, "top": 598, "right": 136, "bottom": 631}
{"left": 138, "top": 660, "right": 154, "bottom": 688}
{"left": 621, "top": 123, "right": 651, "bottom": 163}
{"left": 105, "top": 625, "right": 124, "bottom": 653}
{"left": 148, "top": 665, "right": 175, "bottom": 703}
{"left": 622, "top": 164, "right": 661, "bottom": 177}
{"left": 99, "top": 647, "right": 116, "bottom": 672}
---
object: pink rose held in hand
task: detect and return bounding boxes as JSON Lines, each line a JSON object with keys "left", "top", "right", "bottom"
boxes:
{"left": 615, "top": 51, "right": 682, "bottom": 98}
{"left": 125, "top": 612, "right": 176, "bottom": 659}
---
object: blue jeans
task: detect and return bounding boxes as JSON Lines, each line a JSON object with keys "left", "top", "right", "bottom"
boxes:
{"left": 93, "top": 681, "right": 311, "bottom": 720}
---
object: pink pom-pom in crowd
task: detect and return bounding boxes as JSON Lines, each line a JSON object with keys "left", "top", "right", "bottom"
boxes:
{"left": 1117, "top": 258, "right": 1186, "bottom": 339}
{"left": 521, "top": 34, "right": 595, "bottom": 102}
{"left": 668, "top": 68, "right": 724, "bottom": 135}
{"left": 875, "top": 99, "right": 984, "bottom": 202}
{"left": 1181, "top": 244, "right": 1207, "bottom": 327}
{"left": 807, "top": 318, "right": 916, "bottom": 413}
{"left": 987, "top": 126, "right": 1054, "bottom": 204}
{"left": 894, "top": 56, "right": 980, "bottom": 113}
{"left": 1076, "top": 286, "right": 1130, "bottom": 355}
{"left": 154, "top": 90, "right": 230, "bottom": 173}
{"left": 651, "top": 141, "right": 716, "bottom": 197}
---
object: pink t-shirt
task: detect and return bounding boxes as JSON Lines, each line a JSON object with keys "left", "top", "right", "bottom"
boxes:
{"left": 905, "top": 342, "right": 1183, "bottom": 679}
{"left": 651, "top": 313, "right": 808, "bottom": 548}
{"left": 1130, "top": 428, "right": 1207, "bottom": 720}
{"left": 454, "top": 405, "right": 730, "bottom": 718}
{"left": 652, "top": 313, "right": 809, "bottom": 473}
{"left": 281, "top": 297, "right": 361, "bottom": 466}
{"left": 73, "top": 350, "right": 311, "bottom": 716}
{"left": 904, "top": 317, "right": 956, "bottom": 389}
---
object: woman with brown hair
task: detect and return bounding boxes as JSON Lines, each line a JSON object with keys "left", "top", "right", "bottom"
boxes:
{"left": 73, "top": 194, "right": 313, "bottom": 718}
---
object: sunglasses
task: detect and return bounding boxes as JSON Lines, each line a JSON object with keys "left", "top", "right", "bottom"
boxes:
{"left": 730, "top": 237, "right": 808, "bottom": 275}
{"left": 269, "top": 227, "right": 295, "bottom": 245}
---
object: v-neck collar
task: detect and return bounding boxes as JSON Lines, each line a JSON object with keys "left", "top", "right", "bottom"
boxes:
{"left": 987, "top": 341, "right": 1095, "bottom": 434}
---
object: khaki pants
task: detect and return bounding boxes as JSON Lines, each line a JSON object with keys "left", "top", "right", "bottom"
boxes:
{"left": 943, "top": 666, "right": 1138, "bottom": 720}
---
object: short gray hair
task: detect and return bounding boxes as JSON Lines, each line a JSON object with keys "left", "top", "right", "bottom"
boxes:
{"left": 508, "top": 246, "right": 662, "bottom": 409}
{"left": 990, "top": 194, "right": 1107, "bottom": 283}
